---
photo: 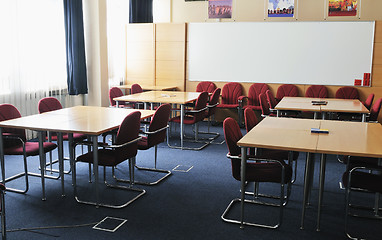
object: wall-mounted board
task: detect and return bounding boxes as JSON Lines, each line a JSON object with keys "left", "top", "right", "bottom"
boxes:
{"left": 187, "top": 21, "right": 375, "bottom": 86}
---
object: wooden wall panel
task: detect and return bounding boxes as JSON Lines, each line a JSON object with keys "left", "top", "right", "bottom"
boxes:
{"left": 374, "top": 43, "right": 382, "bottom": 65}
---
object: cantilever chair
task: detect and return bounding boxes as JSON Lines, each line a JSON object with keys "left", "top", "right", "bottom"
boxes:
{"left": 266, "top": 90, "right": 278, "bottom": 110}
{"left": 276, "top": 84, "right": 298, "bottom": 102}
{"left": 196, "top": 81, "right": 217, "bottom": 93}
{"left": 362, "top": 93, "right": 374, "bottom": 111}
{"left": 238, "top": 83, "right": 269, "bottom": 125}
{"left": 342, "top": 157, "right": 382, "bottom": 239}
{"left": 74, "top": 111, "right": 145, "bottom": 208}
{"left": 168, "top": 91, "right": 210, "bottom": 150}
{"left": 193, "top": 88, "right": 223, "bottom": 143}
{"left": 0, "top": 183, "right": 5, "bottom": 240}
{"left": 0, "top": 104, "right": 57, "bottom": 198}
{"left": 113, "top": 104, "right": 172, "bottom": 186}
{"left": 221, "top": 117, "right": 292, "bottom": 229}
{"left": 244, "top": 108, "right": 299, "bottom": 183}
{"left": 259, "top": 93, "right": 276, "bottom": 117}
{"left": 38, "top": 97, "right": 87, "bottom": 175}
{"left": 217, "top": 82, "right": 244, "bottom": 125}
{"left": 109, "top": 87, "right": 129, "bottom": 108}
{"left": 335, "top": 86, "right": 359, "bottom": 99}
{"left": 305, "top": 85, "right": 328, "bottom": 98}
{"left": 367, "top": 98, "right": 382, "bottom": 122}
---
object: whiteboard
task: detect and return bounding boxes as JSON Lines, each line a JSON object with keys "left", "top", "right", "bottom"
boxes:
{"left": 187, "top": 21, "right": 375, "bottom": 86}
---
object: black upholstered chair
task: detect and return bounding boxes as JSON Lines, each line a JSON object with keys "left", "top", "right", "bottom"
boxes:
{"left": 0, "top": 104, "right": 57, "bottom": 197}
{"left": 221, "top": 117, "right": 292, "bottom": 228}
{"left": 74, "top": 111, "right": 145, "bottom": 208}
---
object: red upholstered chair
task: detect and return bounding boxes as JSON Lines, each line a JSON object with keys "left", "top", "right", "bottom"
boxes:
{"left": 362, "top": 93, "right": 374, "bottom": 111}
{"left": 335, "top": 86, "right": 359, "bottom": 99}
{"left": 0, "top": 104, "right": 57, "bottom": 196}
{"left": 238, "top": 83, "right": 269, "bottom": 125}
{"left": 129, "top": 104, "right": 172, "bottom": 185}
{"left": 196, "top": 81, "right": 217, "bottom": 93}
{"left": 217, "top": 82, "right": 244, "bottom": 124}
{"left": 244, "top": 108, "right": 299, "bottom": 183}
{"left": 342, "top": 157, "right": 382, "bottom": 239}
{"left": 221, "top": 117, "right": 292, "bottom": 228}
{"left": 368, "top": 98, "right": 382, "bottom": 122}
{"left": 276, "top": 84, "right": 299, "bottom": 102}
{"left": 305, "top": 85, "right": 328, "bottom": 98}
{"left": 266, "top": 90, "right": 278, "bottom": 110}
{"left": 259, "top": 93, "right": 276, "bottom": 117}
{"left": 169, "top": 92, "right": 210, "bottom": 150}
{"left": 0, "top": 183, "right": 5, "bottom": 239}
{"left": 38, "top": 97, "right": 87, "bottom": 175}
{"left": 131, "top": 83, "right": 143, "bottom": 94}
{"left": 74, "top": 111, "right": 145, "bottom": 208}
{"left": 109, "top": 87, "right": 128, "bottom": 107}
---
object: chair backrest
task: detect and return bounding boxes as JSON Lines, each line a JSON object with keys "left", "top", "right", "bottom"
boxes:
{"left": 244, "top": 108, "right": 258, "bottom": 133}
{"left": 38, "top": 97, "right": 63, "bottom": 114}
{"left": 259, "top": 93, "right": 270, "bottom": 116}
{"left": 131, "top": 84, "right": 143, "bottom": 94}
{"left": 369, "top": 98, "right": 382, "bottom": 122}
{"left": 109, "top": 87, "right": 124, "bottom": 106}
{"left": 248, "top": 83, "right": 269, "bottom": 106}
{"left": 115, "top": 111, "right": 141, "bottom": 163}
{"left": 266, "top": 90, "right": 278, "bottom": 109}
{"left": 206, "top": 88, "right": 221, "bottom": 117}
{"left": 221, "top": 82, "right": 243, "bottom": 105}
{"left": 193, "top": 92, "right": 209, "bottom": 122}
{"left": 147, "top": 104, "right": 172, "bottom": 146}
{"left": 196, "top": 81, "right": 217, "bottom": 93}
{"left": 363, "top": 93, "right": 374, "bottom": 110}
{"left": 335, "top": 86, "right": 359, "bottom": 99}
{"left": 223, "top": 117, "right": 242, "bottom": 180}
{"left": 305, "top": 85, "right": 328, "bottom": 98}
{"left": 0, "top": 104, "right": 26, "bottom": 141}
{"left": 276, "top": 84, "right": 298, "bottom": 101}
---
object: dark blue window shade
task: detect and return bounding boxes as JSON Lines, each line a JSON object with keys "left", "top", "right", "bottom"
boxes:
{"left": 129, "top": 0, "right": 153, "bottom": 23}
{"left": 63, "top": 0, "right": 88, "bottom": 95}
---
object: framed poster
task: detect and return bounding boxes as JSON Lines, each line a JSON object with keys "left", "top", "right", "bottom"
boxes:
{"left": 328, "top": 0, "right": 358, "bottom": 17}
{"left": 268, "top": 0, "right": 295, "bottom": 18}
{"left": 208, "top": 0, "right": 232, "bottom": 19}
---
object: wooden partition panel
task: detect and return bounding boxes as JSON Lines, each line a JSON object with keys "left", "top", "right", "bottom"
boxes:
{"left": 155, "top": 23, "right": 186, "bottom": 91}
{"left": 125, "top": 24, "right": 155, "bottom": 86}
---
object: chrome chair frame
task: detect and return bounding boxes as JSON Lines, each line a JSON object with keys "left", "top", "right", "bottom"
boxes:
{"left": 73, "top": 136, "right": 146, "bottom": 209}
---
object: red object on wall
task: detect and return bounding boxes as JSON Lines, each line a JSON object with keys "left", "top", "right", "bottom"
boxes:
{"left": 354, "top": 79, "right": 362, "bottom": 86}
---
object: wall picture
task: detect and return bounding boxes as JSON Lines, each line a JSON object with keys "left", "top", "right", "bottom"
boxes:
{"left": 328, "top": 0, "right": 357, "bottom": 16}
{"left": 268, "top": 0, "right": 294, "bottom": 18}
{"left": 208, "top": 0, "right": 232, "bottom": 19}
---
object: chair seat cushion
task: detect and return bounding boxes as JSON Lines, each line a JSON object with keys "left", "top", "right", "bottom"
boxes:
{"left": 231, "top": 158, "right": 292, "bottom": 184}
{"left": 250, "top": 148, "right": 299, "bottom": 161}
{"left": 77, "top": 149, "right": 123, "bottom": 167}
{"left": 217, "top": 103, "right": 239, "bottom": 109}
{"left": 4, "top": 141, "right": 57, "bottom": 156}
{"left": 46, "top": 133, "right": 87, "bottom": 142}
{"left": 342, "top": 171, "right": 382, "bottom": 193}
{"left": 137, "top": 136, "right": 150, "bottom": 150}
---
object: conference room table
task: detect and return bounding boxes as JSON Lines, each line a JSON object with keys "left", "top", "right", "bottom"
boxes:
{"left": 117, "top": 84, "right": 177, "bottom": 94}
{"left": 275, "top": 97, "right": 369, "bottom": 121}
{"left": 0, "top": 106, "right": 155, "bottom": 204}
{"left": 237, "top": 117, "right": 382, "bottom": 231}
{"left": 113, "top": 90, "right": 201, "bottom": 149}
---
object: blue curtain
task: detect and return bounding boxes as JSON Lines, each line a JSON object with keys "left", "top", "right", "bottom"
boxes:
{"left": 129, "top": 0, "right": 153, "bottom": 23}
{"left": 63, "top": 0, "right": 88, "bottom": 95}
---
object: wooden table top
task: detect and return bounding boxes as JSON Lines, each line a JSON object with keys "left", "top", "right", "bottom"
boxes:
{"left": 275, "top": 97, "right": 369, "bottom": 114}
{"left": 237, "top": 117, "right": 320, "bottom": 153}
{"left": 317, "top": 120, "right": 382, "bottom": 158}
{"left": 113, "top": 91, "right": 201, "bottom": 105}
{"left": 0, "top": 106, "right": 155, "bottom": 135}
{"left": 238, "top": 117, "right": 382, "bottom": 158}
{"left": 116, "top": 85, "right": 177, "bottom": 91}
